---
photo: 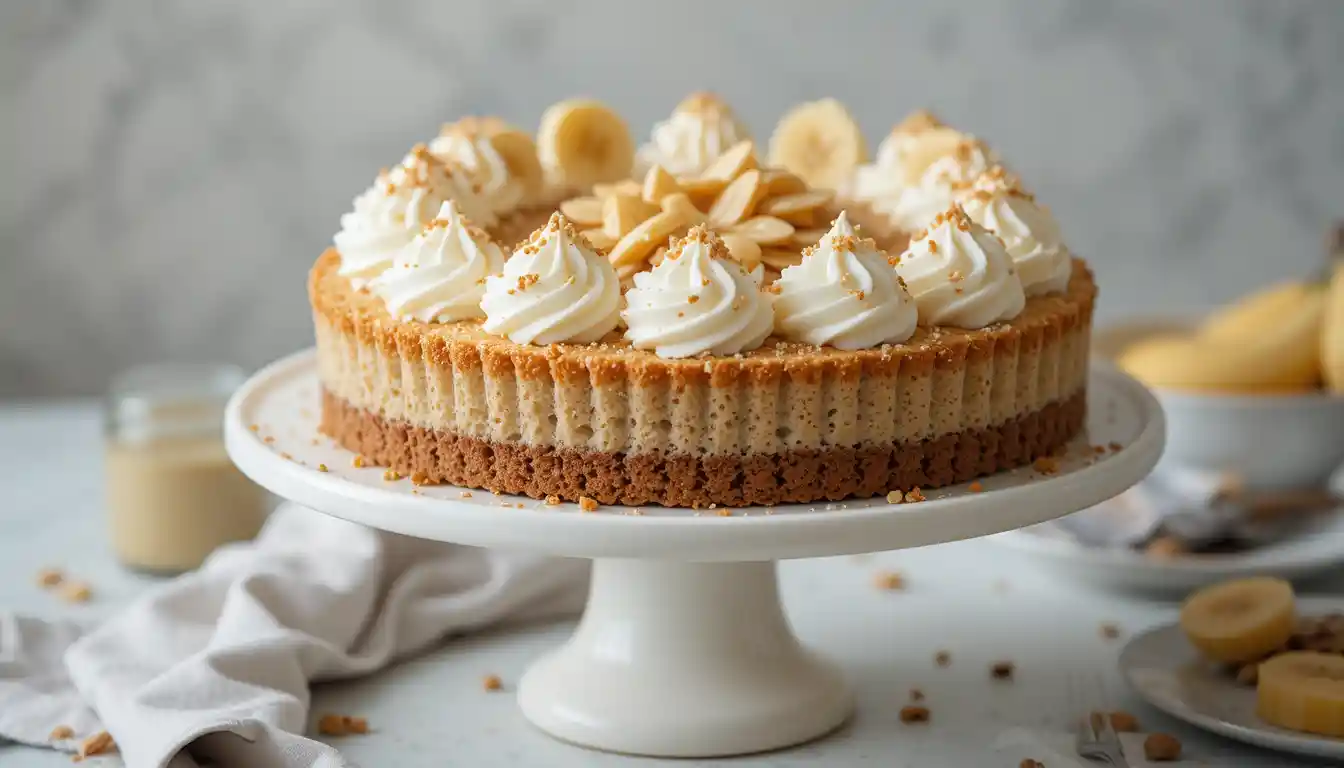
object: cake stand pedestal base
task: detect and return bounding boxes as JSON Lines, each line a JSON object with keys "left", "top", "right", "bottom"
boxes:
{"left": 518, "top": 560, "right": 852, "bottom": 757}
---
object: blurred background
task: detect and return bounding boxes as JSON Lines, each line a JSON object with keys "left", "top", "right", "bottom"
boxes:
{"left": 5, "top": 0, "right": 1343, "bottom": 396}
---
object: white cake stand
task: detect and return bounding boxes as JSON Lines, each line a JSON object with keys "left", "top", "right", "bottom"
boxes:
{"left": 225, "top": 350, "right": 1164, "bottom": 758}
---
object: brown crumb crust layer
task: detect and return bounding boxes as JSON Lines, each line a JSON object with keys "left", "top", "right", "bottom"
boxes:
{"left": 320, "top": 388, "right": 1086, "bottom": 508}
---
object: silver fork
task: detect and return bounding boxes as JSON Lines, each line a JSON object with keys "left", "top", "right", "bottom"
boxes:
{"left": 1067, "top": 671, "right": 1130, "bottom": 766}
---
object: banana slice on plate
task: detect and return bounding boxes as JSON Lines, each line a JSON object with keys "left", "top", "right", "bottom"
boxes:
{"left": 538, "top": 98, "right": 634, "bottom": 189}
{"left": 1180, "top": 577, "right": 1296, "bottom": 664}
{"left": 768, "top": 98, "right": 867, "bottom": 191}
{"left": 1258, "top": 651, "right": 1344, "bottom": 737}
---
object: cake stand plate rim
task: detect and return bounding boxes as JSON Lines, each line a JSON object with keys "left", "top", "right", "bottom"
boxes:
{"left": 224, "top": 348, "right": 1164, "bottom": 561}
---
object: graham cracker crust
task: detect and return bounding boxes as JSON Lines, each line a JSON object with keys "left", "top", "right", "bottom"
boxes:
{"left": 320, "top": 388, "right": 1087, "bottom": 508}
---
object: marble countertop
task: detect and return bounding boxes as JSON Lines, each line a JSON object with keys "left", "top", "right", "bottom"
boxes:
{"left": 0, "top": 402, "right": 1332, "bottom": 767}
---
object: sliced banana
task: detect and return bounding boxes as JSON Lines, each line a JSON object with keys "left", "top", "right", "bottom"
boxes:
{"left": 488, "top": 128, "right": 545, "bottom": 196}
{"left": 537, "top": 98, "right": 634, "bottom": 189}
{"left": 1257, "top": 651, "right": 1344, "bottom": 737}
{"left": 1180, "top": 577, "right": 1296, "bottom": 664}
{"left": 769, "top": 98, "right": 867, "bottom": 191}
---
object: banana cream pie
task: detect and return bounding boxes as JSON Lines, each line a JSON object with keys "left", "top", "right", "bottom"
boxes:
{"left": 311, "top": 96, "right": 1096, "bottom": 508}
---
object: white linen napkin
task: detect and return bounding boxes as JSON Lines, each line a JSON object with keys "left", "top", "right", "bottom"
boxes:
{"left": 0, "top": 503, "right": 589, "bottom": 768}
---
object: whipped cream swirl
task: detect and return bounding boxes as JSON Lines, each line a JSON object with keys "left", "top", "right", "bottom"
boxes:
{"left": 430, "top": 124, "right": 526, "bottom": 217}
{"left": 371, "top": 200, "right": 505, "bottom": 323}
{"left": 851, "top": 121, "right": 1001, "bottom": 233}
{"left": 773, "top": 211, "right": 917, "bottom": 349}
{"left": 636, "top": 93, "right": 752, "bottom": 177}
{"left": 894, "top": 205, "right": 1026, "bottom": 329}
{"left": 335, "top": 145, "right": 498, "bottom": 287}
{"left": 623, "top": 227, "right": 774, "bottom": 358}
{"left": 959, "top": 172, "right": 1072, "bottom": 296}
{"left": 481, "top": 213, "right": 621, "bottom": 345}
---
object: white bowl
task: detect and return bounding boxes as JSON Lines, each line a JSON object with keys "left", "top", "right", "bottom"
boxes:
{"left": 1095, "top": 318, "right": 1344, "bottom": 490}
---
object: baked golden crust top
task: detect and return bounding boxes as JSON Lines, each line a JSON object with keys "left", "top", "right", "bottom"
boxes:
{"left": 309, "top": 247, "right": 1095, "bottom": 388}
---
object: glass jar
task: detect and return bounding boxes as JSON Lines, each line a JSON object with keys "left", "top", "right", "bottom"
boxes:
{"left": 104, "top": 363, "right": 268, "bottom": 574}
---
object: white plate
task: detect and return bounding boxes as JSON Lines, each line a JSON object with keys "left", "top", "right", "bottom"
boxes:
{"left": 990, "top": 515, "right": 1344, "bottom": 593}
{"left": 1120, "top": 596, "right": 1344, "bottom": 760}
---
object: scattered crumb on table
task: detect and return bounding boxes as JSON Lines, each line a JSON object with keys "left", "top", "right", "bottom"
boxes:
{"left": 76, "top": 731, "right": 115, "bottom": 760}
{"left": 873, "top": 570, "right": 905, "bottom": 591}
{"left": 36, "top": 567, "right": 64, "bottom": 588}
{"left": 483, "top": 674, "right": 503, "bottom": 691}
{"left": 909, "top": 687, "right": 924, "bottom": 702}
{"left": 990, "top": 660, "right": 1015, "bottom": 680}
{"left": 899, "top": 705, "right": 929, "bottom": 724}
{"left": 578, "top": 496, "right": 599, "bottom": 512}
{"left": 935, "top": 650, "right": 951, "bottom": 667}
{"left": 48, "top": 725, "right": 74, "bottom": 741}
{"left": 1143, "top": 733, "right": 1181, "bottom": 761}
{"left": 60, "top": 581, "right": 92, "bottom": 603}
{"left": 1100, "top": 622, "right": 1122, "bottom": 640}
{"left": 1109, "top": 711, "right": 1140, "bottom": 733}
{"left": 317, "top": 714, "right": 368, "bottom": 737}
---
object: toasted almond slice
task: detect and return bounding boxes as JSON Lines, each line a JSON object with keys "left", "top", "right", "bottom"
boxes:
{"left": 676, "top": 175, "right": 730, "bottom": 204}
{"left": 581, "top": 228, "right": 617, "bottom": 251}
{"left": 642, "top": 165, "right": 681, "bottom": 204}
{"left": 776, "top": 208, "right": 817, "bottom": 227}
{"left": 608, "top": 210, "right": 685, "bottom": 268}
{"left": 720, "top": 234, "right": 763, "bottom": 272}
{"left": 761, "top": 247, "right": 804, "bottom": 271}
{"left": 558, "top": 197, "right": 604, "bottom": 226}
{"left": 707, "top": 170, "right": 764, "bottom": 227}
{"left": 790, "top": 227, "right": 828, "bottom": 247}
{"left": 592, "top": 179, "right": 641, "bottom": 198}
{"left": 729, "top": 215, "right": 794, "bottom": 245}
{"left": 700, "top": 140, "right": 758, "bottom": 181}
{"left": 760, "top": 169, "right": 808, "bottom": 196}
{"left": 616, "top": 259, "right": 646, "bottom": 281}
{"left": 603, "top": 193, "right": 658, "bottom": 239}
{"left": 759, "top": 190, "right": 834, "bottom": 217}
{"left": 660, "top": 192, "right": 708, "bottom": 226}
{"left": 763, "top": 267, "right": 783, "bottom": 286}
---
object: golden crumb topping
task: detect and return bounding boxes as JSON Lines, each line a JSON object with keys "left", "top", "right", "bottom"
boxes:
{"left": 668, "top": 225, "right": 732, "bottom": 263}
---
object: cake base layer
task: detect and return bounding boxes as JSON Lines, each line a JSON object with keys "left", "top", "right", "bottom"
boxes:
{"left": 320, "top": 388, "right": 1086, "bottom": 508}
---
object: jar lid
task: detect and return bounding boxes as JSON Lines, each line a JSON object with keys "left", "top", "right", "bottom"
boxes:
{"left": 106, "top": 363, "right": 246, "bottom": 444}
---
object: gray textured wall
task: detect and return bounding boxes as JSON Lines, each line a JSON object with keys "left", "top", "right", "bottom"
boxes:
{"left": 5, "top": 0, "right": 1343, "bottom": 396}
